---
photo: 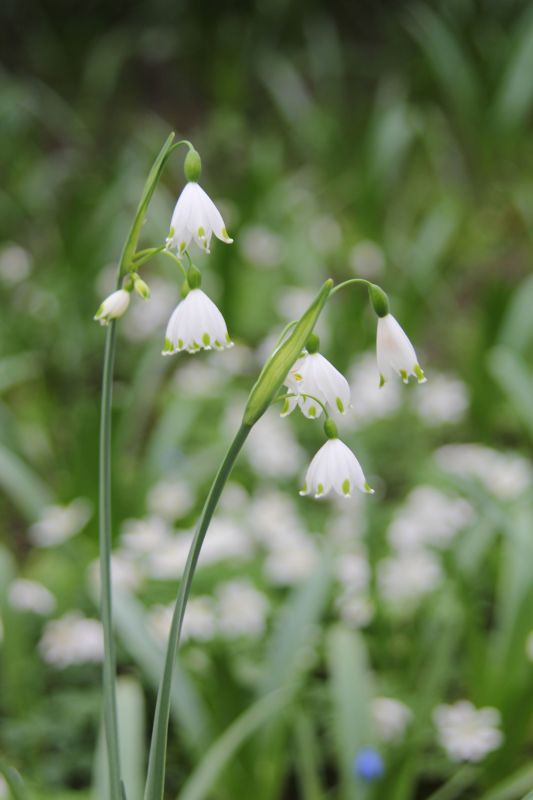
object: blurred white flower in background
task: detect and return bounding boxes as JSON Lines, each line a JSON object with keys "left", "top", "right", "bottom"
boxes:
{"left": 249, "top": 489, "right": 306, "bottom": 549}
{"left": 336, "top": 551, "right": 370, "bottom": 594}
{"left": 412, "top": 372, "right": 469, "bottom": 425}
{"left": 120, "top": 515, "right": 172, "bottom": 554}
{"left": 388, "top": 485, "right": 475, "bottom": 551}
{"left": 263, "top": 532, "right": 319, "bottom": 585}
{"left": 336, "top": 593, "right": 374, "bottom": 628}
{"left": 435, "top": 444, "right": 532, "bottom": 500}
{"left": 0, "top": 242, "right": 32, "bottom": 284}
{"left": 216, "top": 580, "right": 269, "bottom": 639}
{"left": 378, "top": 550, "right": 442, "bottom": 605}
{"left": 88, "top": 552, "right": 144, "bottom": 594}
{"left": 8, "top": 579, "right": 56, "bottom": 615}
{"left": 148, "top": 598, "right": 217, "bottom": 645}
{"left": 199, "top": 517, "right": 254, "bottom": 566}
{"left": 146, "top": 533, "right": 192, "bottom": 579}
{"left": 240, "top": 225, "right": 282, "bottom": 269}
{"left": 347, "top": 352, "right": 401, "bottom": 426}
{"left": 309, "top": 215, "right": 342, "bottom": 254}
{"left": 0, "top": 774, "right": 7, "bottom": 799}
{"left": 433, "top": 701, "right": 503, "bottom": 762}
{"left": 372, "top": 697, "right": 413, "bottom": 743}
{"left": 122, "top": 277, "right": 178, "bottom": 341}
{"left": 147, "top": 476, "right": 195, "bottom": 520}
{"left": 29, "top": 498, "right": 92, "bottom": 547}
{"left": 349, "top": 240, "right": 385, "bottom": 279}
{"left": 246, "top": 409, "right": 305, "bottom": 478}
{"left": 276, "top": 286, "right": 317, "bottom": 320}
{"left": 39, "top": 612, "right": 104, "bottom": 667}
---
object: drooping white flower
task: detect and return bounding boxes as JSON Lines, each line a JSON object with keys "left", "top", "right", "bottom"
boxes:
{"left": 94, "top": 289, "right": 130, "bottom": 326}
{"left": 300, "top": 437, "right": 373, "bottom": 499}
{"left": 167, "top": 182, "right": 233, "bottom": 255}
{"left": 162, "top": 288, "right": 233, "bottom": 355}
{"left": 433, "top": 701, "right": 503, "bottom": 762}
{"left": 376, "top": 313, "right": 426, "bottom": 386}
{"left": 282, "top": 351, "right": 351, "bottom": 418}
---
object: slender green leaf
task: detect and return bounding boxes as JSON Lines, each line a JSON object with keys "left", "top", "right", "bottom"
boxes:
{"left": 0, "top": 443, "right": 53, "bottom": 521}
{"left": 479, "top": 764, "right": 533, "bottom": 800}
{"left": 178, "top": 690, "right": 290, "bottom": 800}
{"left": 326, "top": 625, "right": 375, "bottom": 800}
{"left": 113, "top": 591, "right": 211, "bottom": 753}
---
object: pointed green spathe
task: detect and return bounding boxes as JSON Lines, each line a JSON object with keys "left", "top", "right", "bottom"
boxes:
{"left": 243, "top": 279, "right": 333, "bottom": 426}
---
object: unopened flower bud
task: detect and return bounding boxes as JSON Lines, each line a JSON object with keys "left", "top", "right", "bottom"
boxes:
{"left": 184, "top": 148, "right": 202, "bottom": 182}
{"left": 133, "top": 273, "right": 150, "bottom": 299}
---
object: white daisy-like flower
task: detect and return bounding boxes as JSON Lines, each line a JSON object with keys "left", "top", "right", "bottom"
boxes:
{"left": 167, "top": 182, "right": 233, "bottom": 255}
{"left": 94, "top": 289, "right": 130, "bottom": 326}
{"left": 282, "top": 351, "right": 351, "bottom": 419}
{"left": 300, "top": 436, "right": 373, "bottom": 499}
{"left": 162, "top": 288, "right": 233, "bottom": 355}
{"left": 376, "top": 313, "right": 426, "bottom": 386}
{"left": 433, "top": 701, "right": 503, "bottom": 762}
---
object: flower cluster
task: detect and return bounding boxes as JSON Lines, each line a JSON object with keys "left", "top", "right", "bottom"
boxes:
{"left": 94, "top": 143, "right": 233, "bottom": 356}
{"left": 93, "top": 140, "right": 427, "bottom": 502}
{"left": 280, "top": 301, "right": 426, "bottom": 500}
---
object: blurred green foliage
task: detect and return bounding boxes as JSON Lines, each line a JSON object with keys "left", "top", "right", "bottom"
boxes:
{"left": 0, "top": 0, "right": 533, "bottom": 798}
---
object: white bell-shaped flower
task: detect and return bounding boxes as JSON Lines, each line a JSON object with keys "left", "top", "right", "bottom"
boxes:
{"left": 283, "top": 353, "right": 351, "bottom": 419}
{"left": 94, "top": 289, "right": 130, "bottom": 326}
{"left": 162, "top": 288, "right": 233, "bottom": 355}
{"left": 281, "top": 335, "right": 351, "bottom": 419}
{"left": 167, "top": 182, "right": 233, "bottom": 255}
{"left": 300, "top": 422, "right": 374, "bottom": 499}
{"left": 376, "top": 314, "right": 426, "bottom": 386}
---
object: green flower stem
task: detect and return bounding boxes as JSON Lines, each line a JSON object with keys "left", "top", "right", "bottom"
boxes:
{"left": 97, "top": 133, "right": 181, "bottom": 800}
{"left": 144, "top": 423, "right": 252, "bottom": 800}
{"left": 98, "top": 320, "right": 123, "bottom": 800}
{"left": 157, "top": 248, "right": 188, "bottom": 279}
{"left": 329, "top": 277, "right": 374, "bottom": 296}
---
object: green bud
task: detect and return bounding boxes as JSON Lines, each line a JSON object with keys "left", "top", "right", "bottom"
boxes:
{"left": 184, "top": 148, "right": 202, "bottom": 182}
{"left": 133, "top": 273, "right": 150, "bottom": 299}
{"left": 368, "top": 283, "right": 390, "bottom": 318}
{"left": 243, "top": 280, "right": 333, "bottom": 427}
{"left": 306, "top": 333, "right": 320, "bottom": 353}
{"left": 324, "top": 418, "right": 338, "bottom": 439}
{"left": 187, "top": 264, "right": 202, "bottom": 289}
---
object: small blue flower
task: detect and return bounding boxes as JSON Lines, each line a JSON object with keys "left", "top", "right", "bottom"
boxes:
{"left": 353, "top": 748, "right": 385, "bottom": 782}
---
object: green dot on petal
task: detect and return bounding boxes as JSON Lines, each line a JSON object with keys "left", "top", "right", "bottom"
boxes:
{"left": 317, "top": 483, "right": 324, "bottom": 495}
{"left": 177, "top": 338, "right": 184, "bottom": 349}
{"left": 399, "top": 369, "right": 408, "bottom": 383}
{"left": 342, "top": 479, "right": 350, "bottom": 496}
{"left": 308, "top": 405, "right": 316, "bottom": 418}
{"left": 202, "top": 332, "right": 211, "bottom": 346}
{"left": 336, "top": 397, "right": 344, "bottom": 413}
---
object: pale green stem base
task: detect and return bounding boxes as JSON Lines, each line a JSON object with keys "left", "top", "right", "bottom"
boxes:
{"left": 99, "top": 321, "right": 123, "bottom": 800}
{"left": 144, "top": 423, "right": 252, "bottom": 800}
